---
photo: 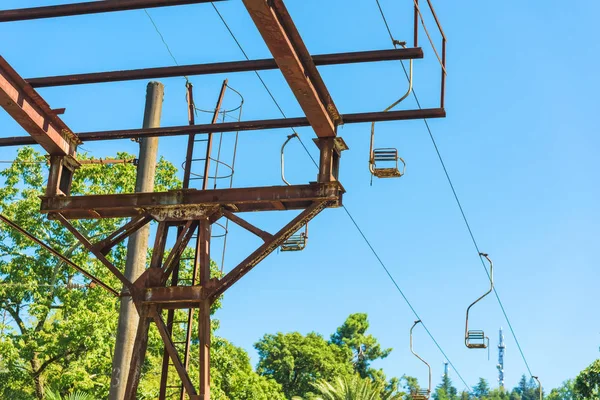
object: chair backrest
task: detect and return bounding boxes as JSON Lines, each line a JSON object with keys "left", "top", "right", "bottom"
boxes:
{"left": 373, "top": 148, "right": 398, "bottom": 162}
{"left": 281, "top": 234, "right": 307, "bottom": 251}
{"left": 467, "top": 330, "right": 485, "bottom": 340}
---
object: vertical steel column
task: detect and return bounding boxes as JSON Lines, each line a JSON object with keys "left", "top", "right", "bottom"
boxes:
{"left": 197, "top": 217, "right": 211, "bottom": 400}
{"left": 202, "top": 80, "right": 228, "bottom": 190}
{"left": 182, "top": 82, "right": 197, "bottom": 189}
{"left": 318, "top": 138, "right": 335, "bottom": 183}
{"left": 179, "top": 228, "right": 201, "bottom": 400}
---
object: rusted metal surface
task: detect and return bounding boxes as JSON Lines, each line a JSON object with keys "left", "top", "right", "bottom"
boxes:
{"left": 54, "top": 213, "right": 134, "bottom": 291}
{"left": 197, "top": 218, "right": 211, "bottom": 400}
{"left": 182, "top": 83, "right": 196, "bottom": 189}
{"left": 160, "top": 221, "right": 199, "bottom": 283}
{"left": 0, "top": 213, "right": 118, "bottom": 296}
{"left": 413, "top": 0, "right": 447, "bottom": 108}
{"left": 203, "top": 80, "right": 228, "bottom": 190}
{"left": 93, "top": 214, "right": 153, "bottom": 255}
{"left": 0, "top": 0, "right": 223, "bottom": 22}
{"left": 0, "top": 108, "right": 446, "bottom": 147}
{"left": 222, "top": 210, "right": 273, "bottom": 242}
{"left": 242, "top": 0, "right": 337, "bottom": 137}
{"left": 143, "top": 286, "right": 204, "bottom": 306}
{"left": 266, "top": 0, "right": 341, "bottom": 125}
{"left": 0, "top": 57, "right": 79, "bottom": 156}
{"left": 26, "top": 48, "right": 423, "bottom": 88}
{"left": 151, "top": 307, "right": 199, "bottom": 395}
{"left": 40, "top": 182, "right": 344, "bottom": 219}
{"left": 209, "top": 201, "right": 330, "bottom": 300}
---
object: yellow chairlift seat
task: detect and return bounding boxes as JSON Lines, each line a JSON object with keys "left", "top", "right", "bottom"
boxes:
{"left": 280, "top": 231, "right": 307, "bottom": 252}
{"left": 465, "top": 253, "right": 494, "bottom": 360}
{"left": 371, "top": 148, "right": 405, "bottom": 178}
{"left": 411, "top": 389, "right": 431, "bottom": 400}
{"left": 466, "top": 330, "right": 488, "bottom": 349}
{"left": 369, "top": 41, "right": 412, "bottom": 181}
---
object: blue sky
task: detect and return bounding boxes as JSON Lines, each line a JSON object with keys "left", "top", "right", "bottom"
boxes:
{"left": 1, "top": 0, "right": 599, "bottom": 393}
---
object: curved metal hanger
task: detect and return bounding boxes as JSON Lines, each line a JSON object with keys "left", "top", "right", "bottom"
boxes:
{"left": 280, "top": 133, "right": 308, "bottom": 251}
{"left": 281, "top": 133, "right": 299, "bottom": 186}
{"left": 369, "top": 41, "right": 413, "bottom": 180}
{"left": 532, "top": 376, "right": 542, "bottom": 400}
{"left": 410, "top": 320, "right": 432, "bottom": 400}
{"left": 465, "top": 252, "right": 494, "bottom": 356}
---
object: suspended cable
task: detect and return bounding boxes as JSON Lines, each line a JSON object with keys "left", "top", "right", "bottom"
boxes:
{"left": 209, "top": 2, "right": 472, "bottom": 390}
{"left": 143, "top": 9, "right": 189, "bottom": 83}
{"left": 374, "top": 0, "right": 534, "bottom": 378}
{"left": 210, "top": 2, "right": 318, "bottom": 165}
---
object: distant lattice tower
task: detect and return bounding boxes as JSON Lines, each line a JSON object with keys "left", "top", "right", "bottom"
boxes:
{"left": 497, "top": 327, "right": 506, "bottom": 389}
{"left": 444, "top": 362, "right": 449, "bottom": 377}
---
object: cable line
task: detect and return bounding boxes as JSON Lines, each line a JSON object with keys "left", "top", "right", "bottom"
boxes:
{"left": 374, "top": 0, "right": 534, "bottom": 378}
{"left": 209, "top": 3, "right": 472, "bottom": 391}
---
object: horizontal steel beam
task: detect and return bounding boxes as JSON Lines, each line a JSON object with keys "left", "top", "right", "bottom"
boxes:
{"left": 0, "top": 57, "right": 79, "bottom": 156}
{"left": 143, "top": 286, "right": 204, "bottom": 308}
{"left": 26, "top": 48, "right": 424, "bottom": 88}
{"left": 0, "top": 0, "right": 224, "bottom": 22}
{"left": 41, "top": 182, "right": 344, "bottom": 219}
{"left": 0, "top": 108, "right": 445, "bottom": 147}
{"left": 243, "top": 0, "right": 338, "bottom": 138}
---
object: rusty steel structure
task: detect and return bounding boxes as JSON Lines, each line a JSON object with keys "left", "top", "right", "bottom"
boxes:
{"left": 0, "top": 0, "right": 447, "bottom": 399}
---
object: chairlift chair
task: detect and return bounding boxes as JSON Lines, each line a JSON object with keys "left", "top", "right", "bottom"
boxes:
{"left": 280, "top": 225, "right": 308, "bottom": 252}
{"left": 410, "top": 320, "right": 432, "bottom": 400}
{"left": 465, "top": 253, "right": 494, "bottom": 356}
{"left": 280, "top": 133, "right": 308, "bottom": 252}
{"left": 369, "top": 41, "right": 412, "bottom": 181}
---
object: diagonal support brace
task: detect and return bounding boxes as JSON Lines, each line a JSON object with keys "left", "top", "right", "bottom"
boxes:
{"left": 208, "top": 201, "right": 330, "bottom": 301}
{"left": 54, "top": 213, "right": 134, "bottom": 292}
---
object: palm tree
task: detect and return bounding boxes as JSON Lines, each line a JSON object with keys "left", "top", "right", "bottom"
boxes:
{"left": 292, "top": 374, "right": 402, "bottom": 400}
{"left": 44, "top": 388, "right": 95, "bottom": 400}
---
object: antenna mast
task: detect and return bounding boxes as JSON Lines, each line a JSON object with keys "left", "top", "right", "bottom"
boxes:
{"left": 497, "top": 327, "right": 506, "bottom": 389}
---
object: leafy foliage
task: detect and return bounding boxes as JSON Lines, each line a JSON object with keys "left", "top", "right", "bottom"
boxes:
{"left": 255, "top": 331, "right": 353, "bottom": 398}
{"left": 0, "top": 148, "right": 178, "bottom": 398}
{"left": 574, "top": 359, "right": 600, "bottom": 399}
{"left": 255, "top": 314, "right": 402, "bottom": 399}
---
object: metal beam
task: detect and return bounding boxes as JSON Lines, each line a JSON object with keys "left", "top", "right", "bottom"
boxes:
{"left": 0, "top": 213, "right": 118, "bottom": 296}
{"left": 0, "top": 0, "right": 224, "bottom": 22}
{"left": 26, "top": 48, "right": 424, "bottom": 88}
{"left": 40, "top": 182, "right": 344, "bottom": 219}
{"left": 0, "top": 108, "right": 446, "bottom": 148}
{"left": 0, "top": 57, "right": 79, "bottom": 156}
{"left": 209, "top": 200, "right": 330, "bottom": 300}
{"left": 242, "top": 0, "right": 338, "bottom": 137}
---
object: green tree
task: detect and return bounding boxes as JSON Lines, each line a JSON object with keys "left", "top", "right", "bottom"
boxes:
{"left": 547, "top": 380, "right": 573, "bottom": 400}
{"left": 473, "top": 378, "right": 490, "bottom": 398}
{"left": 210, "top": 336, "right": 285, "bottom": 400}
{"left": 44, "top": 387, "right": 94, "bottom": 400}
{"left": 330, "top": 314, "right": 401, "bottom": 398}
{"left": 255, "top": 331, "right": 353, "bottom": 398}
{"left": 0, "top": 148, "right": 178, "bottom": 399}
{"left": 0, "top": 148, "right": 286, "bottom": 400}
{"left": 459, "top": 391, "right": 470, "bottom": 400}
{"left": 307, "top": 374, "right": 403, "bottom": 400}
{"left": 330, "top": 313, "right": 392, "bottom": 378}
{"left": 511, "top": 375, "right": 540, "bottom": 400}
{"left": 574, "top": 359, "right": 600, "bottom": 399}
{"left": 433, "top": 373, "right": 458, "bottom": 400}
{"left": 486, "top": 388, "right": 510, "bottom": 400}
{"left": 401, "top": 375, "right": 420, "bottom": 400}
